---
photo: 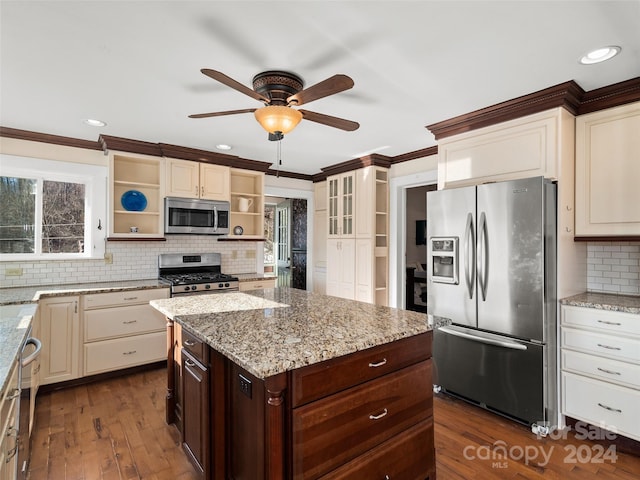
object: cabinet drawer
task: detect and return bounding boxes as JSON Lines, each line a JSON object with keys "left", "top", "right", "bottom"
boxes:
{"left": 182, "top": 328, "right": 208, "bottom": 365}
{"left": 84, "top": 331, "right": 166, "bottom": 375}
{"left": 292, "top": 331, "right": 431, "bottom": 407}
{"left": 319, "top": 418, "right": 433, "bottom": 480}
{"left": 1, "top": 362, "right": 19, "bottom": 432}
{"left": 562, "top": 306, "right": 640, "bottom": 337}
{"left": 562, "top": 372, "right": 640, "bottom": 442}
{"left": 292, "top": 360, "right": 432, "bottom": 479}
{"left": 562, "top": 349, "right": 640, "bottom": 389}
{"left": 238, "top": 279, "right": 276, "bottom": 291}
{"left": 84, "top": 304, "right": 165, "bottom": 341}
{"left": 561, "top": 327, "right": 640, "bottom": 363}
{"left": 84, "top": 288, "right": 169, "bottom": 309}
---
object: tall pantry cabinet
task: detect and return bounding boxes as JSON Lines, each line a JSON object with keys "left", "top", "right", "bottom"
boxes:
{"left": 326, "top": 166, "right": 389, "bottom": 305}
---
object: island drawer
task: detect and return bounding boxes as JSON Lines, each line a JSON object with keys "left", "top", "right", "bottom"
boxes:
{"left": 182, "top": 328, "right": 208, "bottom": 365}
{"left": 562, "top": 306, "right": 640, "bottom": 337}
{"left": 292, "top": 360, "right": 432, "bottom": 479}
{"left": 84, "top": 288, "right": 169, "bottom": 309}
{"left": 318, "top": 418, "right": 434, "bottom": 480}
{"left": 291, "top": 331, "right": 432, "bottom": 407}
{"left": 84, "top": 304, "right": 165, "bottom": 341}
{"left": 84, "top": 331, "right": 166, "bottom": 375}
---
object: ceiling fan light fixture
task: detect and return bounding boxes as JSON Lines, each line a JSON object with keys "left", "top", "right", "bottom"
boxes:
{"left": 254, "top": 105, "right": 302, "bottom": 135}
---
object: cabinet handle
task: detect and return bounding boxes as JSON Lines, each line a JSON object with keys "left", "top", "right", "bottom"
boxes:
{"left": 75, "top": 301, "right": 78, "bottom": 314}
{"left": 185, "top": 359, "right": 196, "bottom": 367}
{"left": 195, "top": 186, "right": 199, "bottom": 196}
{"left": 123, "top": 296, "right": 138, "bottom": 301}
{"left": 597, "top": 367, "right": 621, "bottom": 376}
{"left": 597, "top": 320, "right": 621, "bottom": 326}
{"left": 369, "top": 408, "right": 388, "bottom": 420}
{"left": 597, "top": 343, "right": 621, "bottom": 351}
{"left": 184, "top": 340, "right": 196, "bottom": 347}
{"left": 598, "top": 403, "right": 622, "bottom": 414}
{"left": 122, "top": 350, "right": 137, "bottom": 355}
{"left": 201, "top": 186, "right": 204, "bottom": 196}
{"left": 7, "top": 388, "right": 20, "bottom": 400}
{"left": 122, "top": 320, "right": 138, "bottom": 324}
{"left": 369, "top": 358, "right": 387, "bottom": 368}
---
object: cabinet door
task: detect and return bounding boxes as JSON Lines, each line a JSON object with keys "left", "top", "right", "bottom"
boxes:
{"left": 327, "top": 173, "right": 355, "bottom": 238}
{"left": 181, "top": 350, "right": 209, "bottom": 476}
{"left": 40, "top": 296, "right": 80, "bottom": 385}
{"left": 327, "top": 176, "right": 340, "bottom": 237}
{"left": 166, "top": 158, "right": 200, "bottom": 199}
{"left": 327, "top": 239, "right": 355, "bottom": 300}
{"left": 200, "top": 163, "right": 230, "bottom": 201}
{"left": 355, "top": 239, "right": 373, "bottom": 303}
{"left": 575, "top": 102, "right": 640, "bottom": 236}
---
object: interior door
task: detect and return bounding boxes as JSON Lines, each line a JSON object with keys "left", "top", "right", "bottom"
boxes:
{"left": 276, "top": 200, "right": 290, "bottom": 270}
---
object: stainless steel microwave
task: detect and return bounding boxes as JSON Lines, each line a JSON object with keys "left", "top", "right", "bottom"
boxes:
{"left": 164, "top": 197, "right": 230, "bottom": 235}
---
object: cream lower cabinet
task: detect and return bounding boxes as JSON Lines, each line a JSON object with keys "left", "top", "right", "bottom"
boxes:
{"left": 560, "top": 305, "right": 640, "bottom": 441}
{"left": 238, "top": 278, "right": 276, "bottom": 291}
{"left": 575, "top": 101, "right": 640, "bottom": 236}
{"left": 165, "top": 158, "right": 230, "bottom": 201}
{"left": 39, "top": 296, "right": 80, "bottom": 386}
{"left": 326, "top": 239, "right": 356, "bottom": 300}
{"left": 0, "top": 360, "right": 19, "bottom": 480}
{"left": 83, "top": 288, "right": 169, "bottom": 375}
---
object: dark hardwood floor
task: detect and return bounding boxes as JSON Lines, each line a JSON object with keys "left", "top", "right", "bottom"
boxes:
{"left": 28, "top": 366, "right": 640, "bottom": 479}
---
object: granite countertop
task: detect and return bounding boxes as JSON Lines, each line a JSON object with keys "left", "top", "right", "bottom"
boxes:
{"left": 151, "top": 287, "right": 449, "bottom": 380}
{"left": 561, "top": 292, "right": 640, "bottom": 315}
{"left": 0, "top": 303, "right": 37, "bottom": 394}
{"left": 234, "top": 273, "right": 277, "bottom": 282}
{"left": 0, "top": 279, "right": 168, "bottom": 305}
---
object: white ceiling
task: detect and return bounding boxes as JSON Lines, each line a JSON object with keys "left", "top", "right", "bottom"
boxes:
{"left": 1, "top": 1, "right": 639, "bottom": 175}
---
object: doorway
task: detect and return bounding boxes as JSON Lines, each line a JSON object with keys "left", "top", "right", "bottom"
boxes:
{"left": 264, "top": 197, "right": 307, "bottom": 289}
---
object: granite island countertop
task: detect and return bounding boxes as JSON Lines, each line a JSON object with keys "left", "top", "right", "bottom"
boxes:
{"left": 151, "top": 287, "right": 449, "bottom": 380}
{"left": 0, "top": 303, "right": 37, "bottom": 394}
{"left": 0, "top": 279, "right": 168, "bottom": 305}
{"left": 561, "top": 292, "right": 640, "bottom": 315}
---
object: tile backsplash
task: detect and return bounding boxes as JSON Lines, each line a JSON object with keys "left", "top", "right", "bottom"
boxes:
{"left": 1, "top": 236, "right": 260, "bottom": 288}
{"left": 587, "top": 242, "right": 640, "bottom": 296}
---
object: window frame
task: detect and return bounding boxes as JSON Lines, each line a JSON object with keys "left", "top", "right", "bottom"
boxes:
{"left": 0, "top": 154, "right": 107, "bottom": 261}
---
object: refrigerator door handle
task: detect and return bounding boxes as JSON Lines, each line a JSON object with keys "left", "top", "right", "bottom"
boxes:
{"left": 477, "top": 211, "right": 488, "bottom": 301}
{"left": 464, "top": 213, "right": 475, "bottom": 299}
{"left": 439, "top": 326, "right": 527, "bottom": 351}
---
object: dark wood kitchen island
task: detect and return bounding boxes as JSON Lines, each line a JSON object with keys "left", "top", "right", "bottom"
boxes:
{"left": 151, "top": 287, "right": 448, "bottom": 480}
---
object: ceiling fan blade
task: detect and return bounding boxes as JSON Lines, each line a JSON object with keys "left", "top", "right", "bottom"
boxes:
{"left": 188, "top": 108, "right": 256, "bottom": 119}
{"left": 287, "top": 74, "right": 354, "bottom": 106}
{"left": 200, "top": 69, "right": 269, "bottom": 103}
{"left": 299, "top": 109, "right": 359, "bottom": 131}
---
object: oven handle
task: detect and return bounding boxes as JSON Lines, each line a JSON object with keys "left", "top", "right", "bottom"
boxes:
{"left": 213, "top": 205, "right": 218, "bottom": 232}
{"left": 21, "top": 337, "right": 42, "bottom": 367}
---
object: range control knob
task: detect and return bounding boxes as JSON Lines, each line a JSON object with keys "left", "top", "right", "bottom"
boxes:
{"left": 225, "top": 283, "right": 230, "bottom": 287}
{"left": 190, "top": 285, "right": 197, "bottom": 291}
{"left": 218, "top": 283, "right": 224, "bottom": 288}
{"left": 204, "top": 284, "right": 211, "bottom": 290}
{"left": 183, "top": 286, "right": 190, "bottom": 292}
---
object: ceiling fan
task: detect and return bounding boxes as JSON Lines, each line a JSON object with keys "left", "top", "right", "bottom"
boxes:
{"left": 189, "top": 69, "right": 360, "bottom": 140}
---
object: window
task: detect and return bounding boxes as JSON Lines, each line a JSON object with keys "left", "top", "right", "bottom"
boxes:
{"left": 0, "top": 154, "right": 107, "bottom": 260}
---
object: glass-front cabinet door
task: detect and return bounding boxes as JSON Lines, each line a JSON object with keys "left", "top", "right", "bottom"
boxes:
{"left": 327, "top": 173, "right": 355, "bottom": 238}
{"left": 328, "top": 176, "right": 339, "bottom": 236}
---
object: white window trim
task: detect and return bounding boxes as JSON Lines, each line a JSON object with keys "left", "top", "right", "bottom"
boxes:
{"left": 0, "top": 154, "right": 107, "bottom": 261}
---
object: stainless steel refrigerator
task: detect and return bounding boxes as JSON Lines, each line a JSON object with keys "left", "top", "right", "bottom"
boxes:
{"left": 427, "top": 176, "right": 557, "bottom": 433}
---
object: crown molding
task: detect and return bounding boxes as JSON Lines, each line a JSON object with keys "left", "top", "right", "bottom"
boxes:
{"left": 99, "top": 134, "right": 164, "bottom": 156}
{"left": 265, "top": 169, "right": 314, "bottom": 181}
{"left": 390, "top": 146, "right": 438, "bottom": 164}
{"left": 0, "top": 126, "right": 102, "bottom": 150}
{"left": 577, "top": 76, "right": 640, "bottom": 115}
{"left": 159, "top": 142, "right": 272, "bottom": 172}
{"left": 426, "top": 81, "right": 584, "bottom": 140}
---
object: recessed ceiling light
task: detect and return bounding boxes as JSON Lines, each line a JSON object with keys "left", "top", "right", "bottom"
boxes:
{"left": 216, "top": 144, "right": 232, "bottom": 151}
{"left": 579, "top": 46, "right": 621, "bottom": 65}
{"left": 83, "top": 118, "right": 107, "bottom": 127}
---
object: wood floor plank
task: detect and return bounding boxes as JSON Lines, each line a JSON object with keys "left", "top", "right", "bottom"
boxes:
{"left": 27, "top": 366, "right": 639, "bottom": 480}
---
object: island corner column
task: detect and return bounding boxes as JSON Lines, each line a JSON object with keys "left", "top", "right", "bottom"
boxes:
{"left": 265, "top": 372, "right": 289, "bottom": 479}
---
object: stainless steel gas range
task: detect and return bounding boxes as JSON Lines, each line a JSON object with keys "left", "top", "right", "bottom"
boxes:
{"left": 158, "top": 253, "right": 239, "bottom": 296}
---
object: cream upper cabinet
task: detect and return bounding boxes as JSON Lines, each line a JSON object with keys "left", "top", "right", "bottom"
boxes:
{"left": 166, "top": 158, "right": 230, "bottom": 201}
{"left": 327, "top": 172, "right": 355, "bottom": 238}
{"left": 575, "top": 101, "right": 640, "bottom": 237}
{"left": 437, "top": 107, "right": 574, "bottom": 189}
{"left": 110, "top": 153, "right": 164, "bottom": 238}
